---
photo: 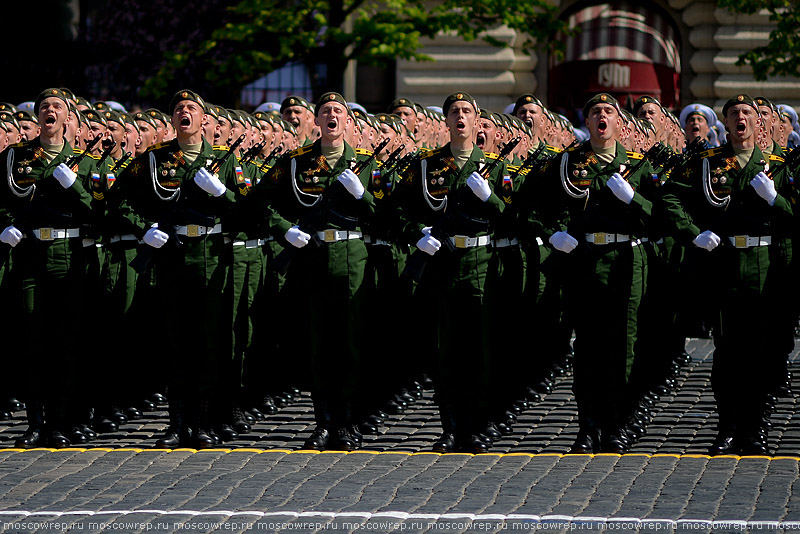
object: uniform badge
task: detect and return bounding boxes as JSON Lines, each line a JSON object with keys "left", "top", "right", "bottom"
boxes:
{"left": 580, "top": 170, "right": 588, "bottom": 178}
{"left": 162, "top": 169, "right": 168, "bottom": 177}
{"left": 720, "top": 176, "right": 727, "bottom": 184}
{"left": 235, "top": 166, "right": 245, "bottom": 183}
{"left": 712, "top": 177, "right": 718, "bottom": 183}
{"left": 107, "top": 173, "right": 116, "bottom": 188}
{"left": 573, "top": 170, "right": 579, "bottom": 177}
{"left": 25, "top": 166, "right": 32, "bottom": 174}
{"left": 431, "top": 179, "right": 437, "bottom": 185}
{"left": 438, "top": 177, "right": 444, "bottom": 185}
{"left": 169, "top": 169, "right": 176, "bottom": 177}
{"left": 313, "top": 176, "right": 319, "bottom": 183}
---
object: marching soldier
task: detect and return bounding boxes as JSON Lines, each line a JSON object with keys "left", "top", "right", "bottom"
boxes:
{"left": 528, "top": 93, "right": 656, "bottom": 454}
{"left": 111, "top": 89, "right": 239, "bottom": 449}
{"left": 395, "top": 92, "right": 508, "bottom": 453}
{"left": 0, "top": 89, "right": 95, "bottom": 448}
{"left": 661, "top": 94, "right": 794, "bottom": 455}
{"left": 250, "top": 91, "right": 378, "bottom": 451}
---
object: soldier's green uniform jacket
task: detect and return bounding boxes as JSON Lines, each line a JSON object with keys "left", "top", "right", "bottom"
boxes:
{"left": 660, "top": 144, "right": 793, "bottom": 244}
{"left": 0, "top": 139, "right": 94, "bottom": 233}
{"left": 395, "top": 145, "right": 506, "bottom": 247}
{"left": 545, "top": 141, "right": 655, "bottom": 239}
{"left": 253, "top": 140, "right": 377, "bottom": 240}
{"left": 112, "top": 139, "right": 238, "bottom": 237}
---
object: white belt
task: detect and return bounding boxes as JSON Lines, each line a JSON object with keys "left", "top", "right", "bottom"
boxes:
{"left": 493, "top": 237, "right": 519, "bottom": 248}
{"left": 585, "top": 232, "right": 630, "bottom": 245}
{"left": 316, "top": 230, "right": 363, "bottom": 243}
{"left": 363, "top": 235, "right": 391, "bottom": 246}
{"left": 109, "top": 234, "right": 140, "bottom": 244}
{"left": 449, "top": 235, "right": 491, "bottom": 249}
{"left": 32, "top": 228, "right": 81, "bottom": 241}
{"left": 728, "top": 235, "right": 772, "bottom": 248}
{"left": 175, "top": 223, "right": 222, "bottom": 237}
{"left": 233, "top": 238, "right": 267, "bottom": 248}
{"left": 535, "top": 237, "right": 544, "bottom": 246}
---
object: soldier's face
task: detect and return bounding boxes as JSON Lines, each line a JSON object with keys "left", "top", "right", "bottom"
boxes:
{"left": 476, "top": 118, "right": 498, "bottom": 153}
{"left": 18, "top": 120, "right": 40, "bottom": 141}
{"left": 379, "top": 123, "right": 397, "bottom": 146}
{"left": 315, "top": 102, "right": 349, "bottom": 141}
{"left": 3, "top": 123, "right": 20, "bottom": 145}
{"left": 271, "top": 124, "right": 284, "bottom": 150}
{"left": 637, "top": 103, "right": 664, "bottom": 128}
{"left": 515, "top": 103, "right": 542, "bottom": 132}
{"left": 64, "top": 112, "right": 79, "bottom": 144}
{"left": 37, "top": 97, "right": 67, "bottom": 138}
{"left": 723, "top": 104, "right": 759, "bottom": 144}
{"left": 136, "top": 121, "right": 155, "bottom": 154}
{"left": 216, "top": 117, "right": 231, "bottom": 145}
{"left": 685, "top": 114, "right": 709, "bottom": 143}
{"left": 282, "top": 106, "right": 306, "bottom": 130}
{"left": 446, "top": 101, "right": 478, "bottom": 142}
{"left": 124, "top": 123, "right": 139, "bottom": 154}
{"left": 0, "top": 127, "right": 7, "bottom": 151}
{"left": 230, "top": 121, "right": 245, "bottom": 144}
{"left": 203, "top": 116, "right": 219, "bottom": 145}
{"left": 585, "top": 103, "right": 620, "bottom": 145}
{"left": 107, "top": 121, "right": 126, "bottom": 152}
{"left": 171, "top": 100, "right": 205, "bottom": 139}
{"left": 258, "top": 120, "right": 274, "bottom": 146}
{"left": 394, "top": 107, "right": 417, "bottom": 133}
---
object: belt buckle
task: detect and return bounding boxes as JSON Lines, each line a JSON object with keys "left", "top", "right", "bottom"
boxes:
{"left": 39, "top": 228, "right": 53, "bottom": 241}
{"left": 735, "top": 235, "right": 747, "bottom": 248}
{"left": 187, "top": 224, "right": 200, "bottom": 237}
{"left": 324, "top": 229, "right": 337, "bottom": 242}
{"left": 454, "top": 235, "right": 468, "bottom": 248}
{"left": 593, "top": 232, "right": 607, "bottom": 245}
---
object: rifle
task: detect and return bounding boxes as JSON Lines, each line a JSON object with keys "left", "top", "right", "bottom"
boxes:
{"left": 129, "top": 134, "right": 247, "bottom": 274}
{"left": 110, "top": 151, "right": 132, "bottom": 173}
{"left": 66, "top": 136, "right": 102, "bottom": 171}
{"left": 269, "top": 137, "right": 391, "bottom": 276}
{"left": 211, "top": 134, "right": 247, "bottom": 174}
{"left": 379, "top": 144, "right": 405, "bottom": 174}
{"left": 239, "top": 139, "right": 267, "bottom": 165}
{"left": 767, "top": 145, "right": 800, "bottom": 179}
{"left": 402, "top": 137, "right": 521, "bottom": 282}
{"left": 258, "top": 146, "right": 284, "bottom": 172}
{"left": 96, "top": 140, "right": 117, "bottom": 169}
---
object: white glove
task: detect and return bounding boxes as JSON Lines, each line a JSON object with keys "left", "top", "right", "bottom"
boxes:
{"left": 285, "top": 225, "right": 311, "bottom": 248}
{"left": 337, "top": 169, "right": 365, "bottom": 199}
{"left": 194, "top": 167, "right": 226, "bottom": 197}
{"left": 750, "top": 171, "right": 777, "bottom": 206}
{"left": 693, "top": 230, "right": 721, "bottom": 251}
{"left": 143, "top": 224, "right": 169, "bottom": 249}
{"left": 421, "top": 226, "right": 433, "bottom": 235}
{"left": 548, "top": 230, "right": 578, "bottom": 253}
{"left": 416, "top": 234, "right": 441, "bottom": 256}
{"left": 607, "top": 173, "right": 634, "bottom": 204}
{"left": 53, "top": 163, "right": 77, "bottom": 189}
{"left": 466, "top": 172, "right": 492, "bottom": 202}
{"left": 0, "top": 225, "right": 23, "bottom": 247}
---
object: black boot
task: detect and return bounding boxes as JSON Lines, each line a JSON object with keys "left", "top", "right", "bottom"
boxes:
{"left": 302, "top": 427, "right": 331, "bottom": 450}
{"left": 191, "top": 399, "right": 215, "bottom": 449}
{"left": 15, "top": 401, "right": 45, "bottom": 449}
{"left": 155, "top": 399, "right": 189, "bottom": 448}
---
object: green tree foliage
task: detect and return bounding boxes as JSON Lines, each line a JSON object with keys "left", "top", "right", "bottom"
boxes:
{"left": 141, "top": 0, "right": 569, "bottom": 101}
{"left": 718, "top": 0, "right": 800, "bottom": 80}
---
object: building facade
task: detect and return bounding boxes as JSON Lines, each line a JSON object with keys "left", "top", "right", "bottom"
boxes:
{"left": 396, "top": 0, "right": 799, "bottom": 119}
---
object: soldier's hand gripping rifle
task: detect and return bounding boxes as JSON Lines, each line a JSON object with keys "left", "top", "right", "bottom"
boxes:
{"left": 402, "top": 136, "right": 521, "bottom": 283}
{"left": 130, "top": 134, "right": 247, "bottom": 273}
{"left": 269, "top": 137, "right": 391, "bottom": 276}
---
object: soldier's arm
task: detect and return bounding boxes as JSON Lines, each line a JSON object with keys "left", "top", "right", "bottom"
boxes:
{"left": 250, "top": 159, "right": 292, "bottom": 240}
{"left": 659, "top": 168, "right": 702, "bottom": 245}
{"left": 107, "top": 157, "right": 155, "bottom": 238}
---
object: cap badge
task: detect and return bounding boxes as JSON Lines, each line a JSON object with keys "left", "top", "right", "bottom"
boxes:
{"left": 738, "top": 95, "right": 744, "bottom": 102}
{"left": 181, "top": 92, "right": 189, "bottom": 98}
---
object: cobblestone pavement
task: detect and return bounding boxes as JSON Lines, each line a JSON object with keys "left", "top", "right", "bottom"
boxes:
{"left": 0, "top": 339, "right": 799, "bottom": 533}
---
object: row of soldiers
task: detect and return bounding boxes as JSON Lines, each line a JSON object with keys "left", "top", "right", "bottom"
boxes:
{"left": 0, "top": 87, "right": 796, "bottom": 457}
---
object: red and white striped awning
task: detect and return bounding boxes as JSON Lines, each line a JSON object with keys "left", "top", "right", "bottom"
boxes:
{"left": 556, "top": 2, "right": 680, "bottom": 73}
